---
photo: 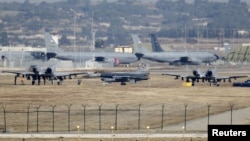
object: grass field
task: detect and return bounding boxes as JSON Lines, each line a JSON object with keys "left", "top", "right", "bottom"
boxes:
{"left": 0, "top": 65, "right": 250, "bottom": 140}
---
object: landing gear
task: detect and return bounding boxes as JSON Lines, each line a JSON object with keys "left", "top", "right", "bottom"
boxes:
{"left": 209, "top": 82, "right": 220, "bottom": 86}
{"left": 121, "top": 82, "right": 126, "bottom": 85}
{"left": 57, "top": 80, "right": 62, "bottom": 85}
{"left": 56, "top": 77, "right": 63, "bottom": 85}
{"left": 57, "top": 81, "right": 62, "bottom": 85}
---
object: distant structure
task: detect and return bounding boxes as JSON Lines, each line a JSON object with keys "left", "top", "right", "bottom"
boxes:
{"left": 225, "top": 43, "right": 250, "bottom": 63}
{"left": 114, "top": 46, "right": 133, "bottom": 53}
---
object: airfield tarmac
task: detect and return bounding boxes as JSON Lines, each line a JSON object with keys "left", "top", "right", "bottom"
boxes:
{"left": 0, "top": 64, "right": 250, "bottom": 140}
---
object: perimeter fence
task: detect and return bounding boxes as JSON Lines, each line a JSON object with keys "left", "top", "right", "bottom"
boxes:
{"left": 0, "top": 103, "right": 245, "bottom": 133}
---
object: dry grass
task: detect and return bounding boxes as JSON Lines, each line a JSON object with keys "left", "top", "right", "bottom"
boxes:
{"left": 0, "top": 65, "right": 250, "bottom": 140}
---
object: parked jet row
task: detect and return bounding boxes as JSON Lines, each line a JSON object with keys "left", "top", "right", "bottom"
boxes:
{"left": 2, "top": 63, "right": 249, "bottom": 87}
{"left": 30, "top": 32, "right": 219, "bottom": 67}
{"left": 1, "top": 32, "right": 219, "bottom": 68}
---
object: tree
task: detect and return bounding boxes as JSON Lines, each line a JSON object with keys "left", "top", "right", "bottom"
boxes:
{"left": 59, "top": 35, "right": 71, "bottom": 46}
{"left": 106, "top": 18, "right": 130, "bottom": 45}
{"left": 95, "top": 39, "right": 105, "bottom": 48}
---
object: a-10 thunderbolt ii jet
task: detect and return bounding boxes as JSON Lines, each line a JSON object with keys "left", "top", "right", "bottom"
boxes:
{"left": 2, "top": 65, "right": 87, "bottom": 85}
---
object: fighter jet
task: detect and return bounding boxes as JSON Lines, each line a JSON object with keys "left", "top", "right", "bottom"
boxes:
{"left": 162, "top": 67, "right": 248, "bottom": 86}
{"left": 84, "top": 63, "right": 150, "bottom": 85}
{"left": 132, "top": 34, "right": 219, "bottom": 66}
{"left": 2, "top": 65, "right": 87, "bottom": 85}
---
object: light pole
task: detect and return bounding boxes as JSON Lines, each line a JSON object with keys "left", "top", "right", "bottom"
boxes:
{"left": 69, "top": 9, "right": 77, "bottom": 63}
{"left": 146, "top": 125, "right": 150, "bottom": 141}
{"left": 20, "top": 48, "right": 24, "bottom": 66}
{"left": 76, "top": 125, "right": 80, "bottom": 141}
{"left": 111, "top": 126, "right": 114, "bottom": 141}
{"left": 182, "top": 126, "right": 185, "bottom": 138}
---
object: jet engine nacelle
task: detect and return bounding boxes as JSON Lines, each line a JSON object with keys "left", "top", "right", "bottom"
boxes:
{"left": 193, "top": 69, "right": 203, "bottom": 77}
{"left": 205, "top": 70, "right": 214, "bottom": 77}
{"left": 44, "top": 67, "right": 55, "bottom": 80}
{"left": 28, "top": 65, "right": 41, "bottom": 74}
{"left": 45, "top": 67, "right": 53, "bottom": 74}
{"left": 101, "top": 78, "right": 116, "bottom": 83}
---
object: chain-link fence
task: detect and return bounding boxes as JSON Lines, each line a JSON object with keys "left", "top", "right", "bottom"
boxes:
{"left": 0, "top": 103, "right": 246, "bottom": 133}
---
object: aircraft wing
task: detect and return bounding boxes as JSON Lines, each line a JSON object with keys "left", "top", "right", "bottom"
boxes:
{"left": 162, "top": 73, "right": 188, "bottom": 79}
{"left": 205, "top": 75, "right": 249, "bottom": 82}
{"left": 2, "top": 70, "right": 38, "bottom": 77}
{"left": 52, "top": 72, "right": 88, "bottom": 79}
{"left": 162, "top": 73, "right": 206, "bottom": 84}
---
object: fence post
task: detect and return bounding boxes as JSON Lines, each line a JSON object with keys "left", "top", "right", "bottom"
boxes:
{"left": 229, "top": 103, "right": 234, "bottom": 125}
{"left": 138, "top": 104, "right": 141, "bottom": 130}
{"left": 184, "top": 104, "right": 188, "bottom": 131}
{"left": 207, "top": 104, "right": 211, "bottom": 125}
{"left": 99, "top": 104, "right": 102, "bottom": 131}
{"left": 51, "top": 105, "right": 56, "bottom": 133}
{"left": 36, "top": 105, "right": 41, "bottom": 133}
{"left": 161, "top": 104, "right": 165, "bottom": 130}
{"left": 67, "top": 104, "right": 72, "bottom": 132}
{"left": 115, "top": 104, "right": 119, "bottom": 130}
{"left": 82, "top": 104, "right": 87, "bottom": 132}
{"left": 2, "top": 105, "right": 6, "bottom": 133}
{"left": 26, "top": 105, "right": 30, "bottom": 133}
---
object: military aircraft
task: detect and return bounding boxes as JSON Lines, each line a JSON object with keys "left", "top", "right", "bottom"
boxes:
{"left": 2, "top": 65, "right": 87, "bottom": 85}
{"left": 162, "top": 67, "right": 248, "bottom": 86}
{"left": 84, "top": 63, "right": 150, "bottom": 85}
{"left": 30, "top": 32, "right": 139, "bottom": 65}
{"left": 132, "top": 34, "right": 219, "bottom": 66}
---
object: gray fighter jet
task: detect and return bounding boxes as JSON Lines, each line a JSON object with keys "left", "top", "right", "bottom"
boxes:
{"left": 84, "top": 63, "right": 150, "bottom": 85}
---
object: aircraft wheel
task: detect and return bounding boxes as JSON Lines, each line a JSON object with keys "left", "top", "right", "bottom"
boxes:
{"left": 121, "top": 82, "right": 126, "bottom": 85}
{"left": 57, "top": 81, "right": 62, "bottom": 85}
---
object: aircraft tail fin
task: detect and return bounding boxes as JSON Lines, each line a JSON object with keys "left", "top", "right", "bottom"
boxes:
{"left": 149, "top": 33, "right": 165, "bottom": 52}
{"left": 44, "top": 32, "right": 63, "bottom": 53}
{"left": 131, "top": 34, "right": 150, "bottom": 53}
